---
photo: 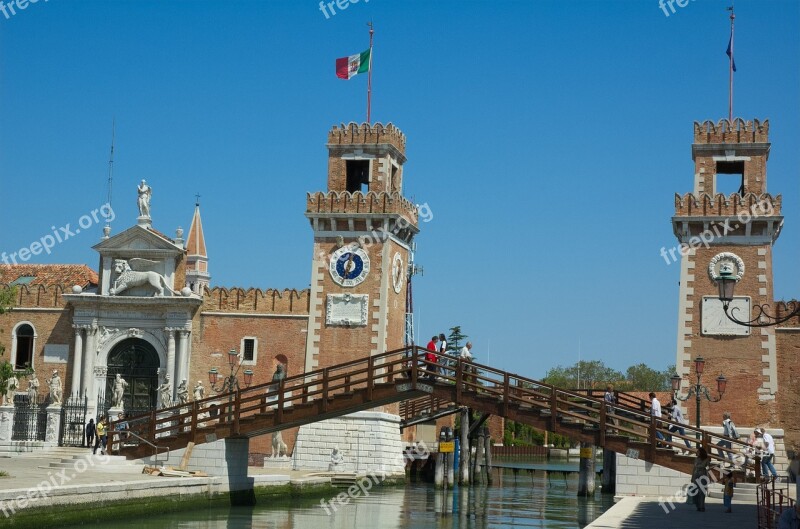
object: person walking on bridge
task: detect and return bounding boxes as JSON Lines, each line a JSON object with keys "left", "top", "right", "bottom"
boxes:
{"left": 424, "top": 336, "right": 439, "bottom": 380}
{"left": 649, "top": 392, "right": 666, "bottom": 445}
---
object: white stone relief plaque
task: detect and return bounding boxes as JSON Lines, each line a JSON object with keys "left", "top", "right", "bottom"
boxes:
{"left": 326, "top": 294, "right": 369, "bottom": 327}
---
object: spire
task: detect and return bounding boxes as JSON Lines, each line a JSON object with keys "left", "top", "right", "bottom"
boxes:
{"left": 185, "top": 200, "right": 210, "bottom": 295}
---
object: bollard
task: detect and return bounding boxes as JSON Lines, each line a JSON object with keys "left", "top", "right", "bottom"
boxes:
{"left": 577, "top": 442, "right": 595, "bottom": 496}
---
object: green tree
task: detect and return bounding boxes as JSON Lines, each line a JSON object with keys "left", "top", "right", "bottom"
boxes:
{"left": 446, "top": 326, "right": 467, "bottom": 355}
{"left": 543, "top": 360, "right": 623, "bottom": 389}
{"left": 622, "top": 363, "right": 674, "bottom": 391}
{"left": 0, "top": 286, "right": 27, "bottom": 401}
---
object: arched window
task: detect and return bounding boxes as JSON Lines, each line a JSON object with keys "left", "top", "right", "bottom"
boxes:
{"left": 14, "top": 324, "right": 35, "bottom": 370}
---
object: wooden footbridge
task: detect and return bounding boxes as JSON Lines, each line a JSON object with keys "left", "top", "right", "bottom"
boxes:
{"left": 110, "top": 346, "right": 753, "bottom": 477}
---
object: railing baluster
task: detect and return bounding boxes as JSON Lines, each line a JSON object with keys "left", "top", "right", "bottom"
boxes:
{"left": 322, "top": 368, "right": 329, "bottom": 413}
{"left": 550, "top": 388, "right": 558, "bottom": 433}
{"left": 502, "top": 373, "right": 509, "bottom": 417}
{"left": 277, "top": 380, "right": 285, "bottom": 425}
{"left": 233, "top": 389, "right": 241, "bottom": 435}
{"left": 456, "top": 359, "right": 463, "bottom": 403}
{"left": 191, "top": 401, "right": 198, "bottom": 439}
{"left": 367, "top": 356, "right": 374, "bottom": 401}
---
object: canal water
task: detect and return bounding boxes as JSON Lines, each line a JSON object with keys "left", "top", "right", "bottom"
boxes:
{"left": 65, "top": 464, "right": 614, "bottom": 529}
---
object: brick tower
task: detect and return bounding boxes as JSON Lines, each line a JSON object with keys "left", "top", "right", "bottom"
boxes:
{"left": 185, "top": 202, "right": 210, "bottom": 295}
{"left": 293, "top": 123, "right": 419, "bottom": 475}
{"left": 672, "top": 118, "right": 784, "bottom": 427}
{"left": 303, "top": 122, "right": 419, "bottom": 373}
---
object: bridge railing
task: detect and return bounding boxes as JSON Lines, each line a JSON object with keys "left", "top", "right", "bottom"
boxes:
{"left": 109, "top": 347, "right": 756, "bottom": 474}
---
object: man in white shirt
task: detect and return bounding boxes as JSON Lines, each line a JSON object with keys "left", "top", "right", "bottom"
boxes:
{"left": 649, "top": 392, "right": 665, "bottom": 443}
{"left": 760, "top": 428, "right": 779, "bottom": 479}
{"left": 459, "top": 342, "right": 474, "bottom": 383}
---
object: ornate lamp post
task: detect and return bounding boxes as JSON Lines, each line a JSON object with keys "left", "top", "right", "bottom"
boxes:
{"left": 208, "top": 349, "right": 254, "bottom": 421}
{"left": 715, "top": 267, "right": 800, "bottom": 327}
{"left": 671, "top": 356, "right": 727, "bottom": 431}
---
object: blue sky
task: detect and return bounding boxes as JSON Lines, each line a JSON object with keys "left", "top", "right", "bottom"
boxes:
{"left": 1, "top": 0, "right": 798, "bottom": 379}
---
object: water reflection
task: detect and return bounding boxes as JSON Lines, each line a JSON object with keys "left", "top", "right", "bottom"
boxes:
{"left": 64, "top": 469, "right": 613, "bottom": 529}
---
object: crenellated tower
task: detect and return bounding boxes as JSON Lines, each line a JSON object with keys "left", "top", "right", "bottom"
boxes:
{"left": 672, "top": 118, "right": 784, "bottom": 427}
{"left": 303, "top": 122, "right": 419, "bottom": 373}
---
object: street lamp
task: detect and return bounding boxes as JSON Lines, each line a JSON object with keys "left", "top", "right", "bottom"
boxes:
{"left": 715, "top": 267, "right": 800, "bottom": 327}
{"left": 208, "top": 349, "right": 254, "bottom": 421}
{"left": 671, "top": 356, "right": 727, "bottom": 430}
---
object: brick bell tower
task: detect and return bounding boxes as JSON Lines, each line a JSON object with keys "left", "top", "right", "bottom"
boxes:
{"left": 672, "top": 118, "right": 783, "bottom": 428}
{"left": 304, "top": 122, "right": 419, "bottom": 374}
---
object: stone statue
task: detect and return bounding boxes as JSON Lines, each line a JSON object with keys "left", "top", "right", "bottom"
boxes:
{"left": 176, "top": 379, "right": 189, "bottom": 405}
{"left": 111, "top": 373, "right": 128, "bottom": 408}
{"left": 48, "top": 370, "right": 62, "bottom": 405}
{"left": 329, "top": 446, "right": 344, "bottom": 471}
{"left": 271, "top": 363, "right": 286, "bottom": 383}
{"left": 271, "top": 431, "right": 288, "bottom": 458}
{"left": 137, "top": 179, "right": 151, "bottom": 217}
{"left": 158, "top": 375, "right": 172, "bottom": 408}
{"left": 193, "top": 380, "right": 205, "bottom": 401}
{"left": 2, "top": 374, "right": 18, "bottom": 406}
{"left": 27, "top": 374, "right": 39, "bottom": 406}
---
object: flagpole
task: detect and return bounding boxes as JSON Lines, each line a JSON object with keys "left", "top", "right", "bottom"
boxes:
{"left": 728, "top": 5, "right": 735, "bottom": 122}
{"left": 367, "top": 21, "right": 374, "bottom": 124}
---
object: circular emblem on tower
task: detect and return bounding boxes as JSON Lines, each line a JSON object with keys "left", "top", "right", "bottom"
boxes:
{"left": 391, "top": 252, "right": 404, "bottom": 294}
{"left": 708, "top": 252, "right": 745, "bottom": 282}
{"left": 329, "top": 245, "right": 370, "bottom": 287}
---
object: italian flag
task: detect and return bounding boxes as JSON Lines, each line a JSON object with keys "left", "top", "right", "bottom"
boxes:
{"left": 336, "top": 49, "right": 371, "bottom": 80}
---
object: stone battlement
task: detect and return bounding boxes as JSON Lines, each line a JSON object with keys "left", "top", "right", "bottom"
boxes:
{"left": 202, "top": 287, "right": 309, "bottom": 314}
{"left": 327, "top": 122, "right": 406, "bottom": 153}
{"left": 693, "top": 118, "right": 769, "bottom": 144}
{"left": 306, "top": 190, "right": 418, "bottom": 225}
{"left": 1, "top": 283, "right": 68, "bottom": 308}
{"left": 674, "top": 192, "right": 781, "bottom": 217}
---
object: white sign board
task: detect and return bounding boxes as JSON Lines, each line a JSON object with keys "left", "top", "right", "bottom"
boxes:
{"left": 326, "top": 294, "right": 369, "bottom": 327}
{"left": 701, "top": 296, "right": 751, "bottom": 336}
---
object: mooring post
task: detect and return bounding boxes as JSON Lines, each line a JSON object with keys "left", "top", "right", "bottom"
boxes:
{"left": 577, "top": 441, "right": 595, "bottom": 496}
{"left": 601, "top": 449, "right": 616, "bottom": 494}
{"left": 475, "top": 429, "right": 485, "bottom": 484}
{"left": 459, "top": 408, "right": 470, "bottom": 485}
{"left": 483, "top": 426, "right": 493, "bottom": 485}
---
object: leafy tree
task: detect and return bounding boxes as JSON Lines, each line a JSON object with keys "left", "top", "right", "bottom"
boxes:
{"left": 622, "top": 363, "right": 674, "bottom": 392}
{"left": 446, "top": 326, "right": 467, "bottom": 355}
{"left": 543, "top": 360, "right": 623, "bottom": 390}
{"left": 0, "top": 286, "right": 25, "bottom": 401}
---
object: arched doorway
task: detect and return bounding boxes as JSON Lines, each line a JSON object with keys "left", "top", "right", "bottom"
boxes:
{"left": 101, "top": 338, "right": 159, "bottom": 418}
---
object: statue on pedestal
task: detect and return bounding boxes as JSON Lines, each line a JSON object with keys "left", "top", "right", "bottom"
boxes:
{"left": 27, "top": 374, "right": 39, "bottom": 406}
{"left": 111, "top": 374, "right": 128, "bottom": 409}
{"left": 329, "top": 446, "right": 344, "bottom": 471}
{"left": 48, "top": 370, "right": 62, "bottom": 405}
{"left": 157, "top": 374, "right": 172, "bottom": 409}
{"left": 271, "top": 431, "right": 288, "bottom": 458}
{"left": 2, "top": 374, "right": 18, "bottom": 406}
{"left": 137, "top": 180, "right": 152, "bottom": 218}
{"left": 176, "top": 379, "right": 189, "bottom": 405}
{"left": 193, "top": 380, "right": 205, "bottom": 401}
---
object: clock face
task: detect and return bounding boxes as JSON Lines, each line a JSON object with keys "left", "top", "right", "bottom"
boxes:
{"left": 391, "top": 252, "right": 404, "bottom": 294}
{"left": 329, "top": 246, "right": 370, "bottom": 287}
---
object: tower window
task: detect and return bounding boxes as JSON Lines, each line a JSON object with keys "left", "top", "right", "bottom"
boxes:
{"left": 14, "top": 324, "right": 35, "bottom": 370}
{"left": 715, "top": 161, "right": 745, "bottom": 196}
{"left": 346, "top": 160, "right": 370, "bottom": 193}
{"left": 241, "top": 337, "right": 257, "bottom": 365}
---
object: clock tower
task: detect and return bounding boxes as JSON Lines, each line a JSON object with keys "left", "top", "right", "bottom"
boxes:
{"left": 672, "top": 118, "right": 783, "bottom": 427}
{"left": 304, "top": 122, "right": 419, "bottom": 373}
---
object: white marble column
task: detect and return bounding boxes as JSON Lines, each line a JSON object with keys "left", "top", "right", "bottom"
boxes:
{"left": 71, "top": 326, "right": 83, "bottom": 398}
{"left": 176, "top": 330, "right": 190, "bottom": 395}
{"left": 82, "top": 326, "right": 97, "bottom": 399}
{"left": 165, "top": 328, "right": 176, "bottom": 399}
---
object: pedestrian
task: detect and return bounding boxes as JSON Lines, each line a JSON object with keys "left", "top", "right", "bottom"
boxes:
{"left": 649, "top": 392, "right": 666, "bottom": 445}
{"left": 93, "top": 416, "right": 108, "bottom": 455}
{"left": 459, "top": 342, "right": 474, "bottom": 384}
{"left": 438, "top": 333, "right": 448, "bottom": 377}
{"left": 691, "top": 447, "right": 711, "bottom": 512}
{"left": 759, "top": 428, "right": 779, "bottom": 480}
{"left": 424, "top": 335, "right": 439, "bottom": 379}
{"left": 85, "top": 418, "right": 95, "bottom": 449}
{"left": 722, "top": 471, "right": 735, "bottom": 513}
{"left": 604, "top": 384, "right": 617, "bottom": 430}
{"left": 667, "top": 399, "right": 691, "bottom": 453}
{"left": 717, "top": 412, "right": 738, "bottom": 463}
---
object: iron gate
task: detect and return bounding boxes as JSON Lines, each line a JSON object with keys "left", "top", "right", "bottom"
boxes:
{"left": 59, "top": 393, "right": 88, "bottom": 447}
{"left": 11, "top": 394, "right": 47, "bottom": 441}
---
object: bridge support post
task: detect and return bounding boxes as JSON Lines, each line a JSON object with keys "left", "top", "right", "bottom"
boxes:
{"left": 459, "top": 408, "right": 470, "bottom": 485}
{"left": 435, "top": 452, "right": 444, "bottom": 487}
{"left": 483, "top": 426, "right": 493, "bottom": 485}
{"left": 577, "top": 442, "right": 595, "bottom": 497}
{"left": 475, "top": 430, "right": 485, "bottom": 484}
{"left": 601, "top": 449, "right": 616, "bottom": 494}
